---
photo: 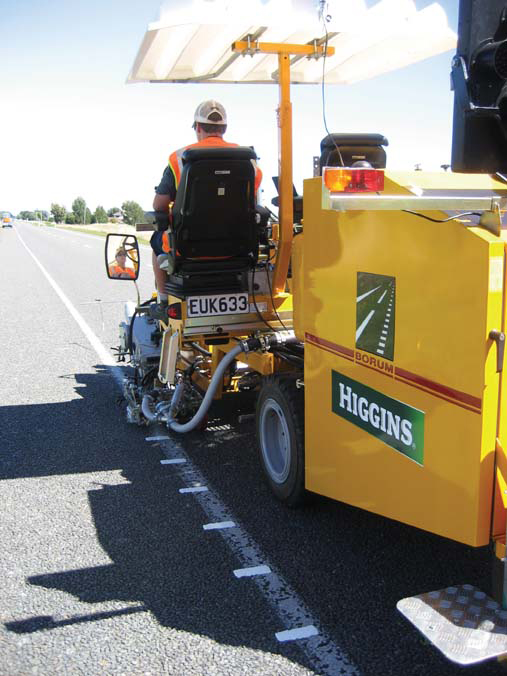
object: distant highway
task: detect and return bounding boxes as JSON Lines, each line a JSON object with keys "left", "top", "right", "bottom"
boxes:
{"left": 0, "top": 221, "right": 503, "bottom": 676}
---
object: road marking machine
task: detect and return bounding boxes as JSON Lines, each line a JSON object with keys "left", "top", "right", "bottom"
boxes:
{"left": 106, "top": 0, "right": 507, "bottom": 665}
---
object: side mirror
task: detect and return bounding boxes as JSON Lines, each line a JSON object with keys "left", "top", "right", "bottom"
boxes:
{"left": 105, "top": 233, "right": 140, "bottom": 281}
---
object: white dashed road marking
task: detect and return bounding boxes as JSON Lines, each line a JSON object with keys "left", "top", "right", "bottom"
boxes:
{"left": 276, "top": 626, "right": 319, "bottom": 642}
{"left": 233, "top": 565, "right": 271, "bottom": 578}
{"left": 162, "top": 435, "right": 358, "bottom": 675}
{"left": 160, "top": 458, "right": 186, "bottom": 464}
{"left": 203, "top": 521, "right": 236, "bottom": 531}
{"left": 179, "top": 486, "right": 208, "bottom": 494}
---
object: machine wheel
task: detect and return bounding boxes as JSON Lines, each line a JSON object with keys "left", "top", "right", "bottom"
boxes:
{"left": 256, "top": 375, "right": 305, "bottom": 506}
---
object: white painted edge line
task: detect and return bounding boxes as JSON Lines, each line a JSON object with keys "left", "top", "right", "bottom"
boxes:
{"left": 15, "top": 229, "right": 117, "bottom": 370}
{"left": 276, "top": 625, "right": 319, "bottom": 642}
{"left": 146, "top": 436, "right": 170, "bottom": 441}
{"left": 377, "top": 349, "right": 384, "bottom": 355}
{"left": 203, "top": 521, "right": 236, "bottom": 531}
{"left": 377, "top": 289, "right": 387, "bottom": 304}
{"left": 378, "top": 341, "right": 386, "bottom": 348}
{"left": 381, "top": 330, "right": 388, "bottom": 336}
{"left": 179, "top": 486, "right": 208, "bottom": 494}
{"left": 234, "top": 565, "right": 271, "bottom": 578}
{"left": 161, "top": 458, "right": 186, "bottom": 465}
{"left": 356, "top": 284, "right": 381, "bottom": 303}
{"left": 355, "top": 310, "right": 375, "bottom": 341}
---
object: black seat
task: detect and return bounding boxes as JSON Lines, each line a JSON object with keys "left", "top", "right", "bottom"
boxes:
{"left": 165, "top": 146, "right": 259, "bottom": 297}
{"left": 319, "top": 133, "right": 388, "bottom": 173}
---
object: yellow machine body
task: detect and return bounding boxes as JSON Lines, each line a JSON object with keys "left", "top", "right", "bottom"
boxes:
{"left": 294, "top": 173, "right": 506, "bottom": 547}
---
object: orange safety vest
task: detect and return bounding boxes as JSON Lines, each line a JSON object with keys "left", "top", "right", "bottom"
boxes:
{"left": 109, "top": 265, "right": 135, "bottom": 278}
{"left": 162, "top": 136, "right": 263, "bottom": 255}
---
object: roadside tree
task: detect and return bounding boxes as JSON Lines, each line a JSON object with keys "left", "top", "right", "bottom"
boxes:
{"left": 18, "top": 211, "right": 36, "bottom": 220}
{"left": 51, "top": 203, "right": 66, "bottom": 223}
{"left": 94, "top": 206, "right": 108, "bottom": 224}
{"left": 72, "top": 196, "right": 88, "bottom": 224}
{"left": 121, "top": 200, "right": 144, "bottom": 226}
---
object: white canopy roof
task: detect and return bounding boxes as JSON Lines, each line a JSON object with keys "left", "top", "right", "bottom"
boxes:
{"left": 128, "top": 0, "right": 456, "bottom": 85}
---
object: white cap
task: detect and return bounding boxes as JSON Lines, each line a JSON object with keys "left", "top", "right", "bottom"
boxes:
{"left": 193, "top": 100, "right": 227, "bottom": 127}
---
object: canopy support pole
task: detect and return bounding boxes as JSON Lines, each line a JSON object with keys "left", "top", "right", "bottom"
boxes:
{"left": 231, "top": 40, "right": 334, "bottom": 296}
{"left": 273, "top": 51, "right": 293, "bottom": 296}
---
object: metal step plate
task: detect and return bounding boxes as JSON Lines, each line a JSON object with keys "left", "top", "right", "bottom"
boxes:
{"left": 397, "top": 584, "right": 507, "bottom": 665}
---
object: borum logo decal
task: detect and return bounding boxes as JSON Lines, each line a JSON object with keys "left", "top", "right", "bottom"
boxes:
{"left": 332, "top": 370, "right": 425, "bottom": 465}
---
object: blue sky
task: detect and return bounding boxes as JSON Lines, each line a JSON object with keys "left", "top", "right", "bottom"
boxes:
{"left": 0, "top": 0, "right": 458, "bottom": 215}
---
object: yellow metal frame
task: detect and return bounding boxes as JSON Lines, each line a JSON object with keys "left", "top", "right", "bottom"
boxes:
{"left": 232, "top": 40, "right": 334, "bottom": 295}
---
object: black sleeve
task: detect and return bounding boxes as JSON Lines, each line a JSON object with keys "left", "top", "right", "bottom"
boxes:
{"left": 155, "top": 166, "right": 177, "bottom": 199}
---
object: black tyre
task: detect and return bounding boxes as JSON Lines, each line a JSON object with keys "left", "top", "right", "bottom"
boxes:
{"left": 256, "top": 375, "right": 305, "bottom": 506}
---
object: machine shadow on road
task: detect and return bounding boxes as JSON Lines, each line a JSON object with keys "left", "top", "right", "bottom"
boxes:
{"left": 1, "top": 367, "right": 503, "bottom": 675}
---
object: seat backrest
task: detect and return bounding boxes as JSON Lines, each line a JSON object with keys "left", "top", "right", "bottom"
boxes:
{"left": 319, "top": 133, "right": 388, "bottom": 173}
{"left": 171, "top": 146, "right": 258, "bottom": 262}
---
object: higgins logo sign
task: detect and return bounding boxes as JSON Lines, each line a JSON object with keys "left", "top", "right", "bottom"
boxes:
{"left": 332, "top": 371, "right": 425, "bottom": 465}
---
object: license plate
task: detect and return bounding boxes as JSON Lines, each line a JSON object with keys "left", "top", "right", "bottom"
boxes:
{"left": 187, "top": 293, "right": 250, "bottom": 318}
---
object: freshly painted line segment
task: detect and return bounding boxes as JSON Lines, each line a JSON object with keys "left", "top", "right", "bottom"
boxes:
{"left": 179, "top": 486, "right": 208, "bottom": 494}
{"left": 160, "top": 458, "right": 186, "bottom": 464}
{"left": 158, "top": 432, "right": 358, "bottom": 675}
{"left": 356, "top": 284, "right": 381, "bottom": 303}
{"left": 233, "top": 565, "right": 272, "bottom": 578}
{"left": 377, "top": 289, "right": 387, "bottom": 304}
{"left": 146, "top": 436, "right": 170, "bottom": 441}
{"left": 203, "top": 521, "right": 236, "bottom": 530}
{"left": 356, "top": 310, "right": 375, "bottom": 341}
{"left": 275, "top": 625, "right": 319, "bottom": 642}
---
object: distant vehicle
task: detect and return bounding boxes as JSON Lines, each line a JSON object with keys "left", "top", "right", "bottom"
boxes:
{"left": 2, "top": 212, "right": 13, "bottom": 228}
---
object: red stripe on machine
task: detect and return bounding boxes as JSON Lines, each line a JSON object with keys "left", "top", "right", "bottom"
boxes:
{"left": 394, "top": 367, "right": 482, "bottom": 412}
{"left": 306, "top": 333, "right": 482, "bottom": 414}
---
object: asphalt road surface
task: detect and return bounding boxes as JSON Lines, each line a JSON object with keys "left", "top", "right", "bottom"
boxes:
{"left": 1, "top": 221, "right": 506, "bottom": 675}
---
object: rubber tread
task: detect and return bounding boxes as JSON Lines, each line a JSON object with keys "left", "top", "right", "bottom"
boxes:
{"left": 256, "top": 373, "right": 305, "bottom": 507}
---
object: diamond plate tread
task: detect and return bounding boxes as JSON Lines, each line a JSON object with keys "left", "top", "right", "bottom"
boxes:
{"left": 397, "top": 584, "right": 507, "bottom": 665}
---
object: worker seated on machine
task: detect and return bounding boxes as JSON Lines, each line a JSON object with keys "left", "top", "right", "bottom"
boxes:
{"left": 150, "top": 99, "right": 262, "bottom": 309}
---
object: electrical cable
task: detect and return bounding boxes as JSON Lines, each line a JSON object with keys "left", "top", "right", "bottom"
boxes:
{"left": 269, "top": 348, "right": 303, "bottom": 366}
{"left": 402, "top": 210, "right": 482, "bottom": 223}
{"left": 264, "top": 261, "right": 288, "bottom": 331}
{"left": 251, "top": 264, "right": 278, "bottom": 332}
{"left": 320, "top": 11, "right": 344, "bottom": 167}
{"left": 141, "top": 366, "right": 158, "bottom": 386}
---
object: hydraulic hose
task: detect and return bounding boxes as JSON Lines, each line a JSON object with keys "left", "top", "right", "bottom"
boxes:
{"left": 141, "top": 394, "right": 157, "bottom": 422}
{"left": 167, "top": 343, "right": 243, "bottom": 433}
{"left": 141, "top": 332, "right": 298, "bottom": 432}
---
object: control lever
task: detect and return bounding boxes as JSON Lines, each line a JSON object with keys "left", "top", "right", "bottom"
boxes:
{"left": 489, "top": 329, "right": 505, "bottom": 373}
